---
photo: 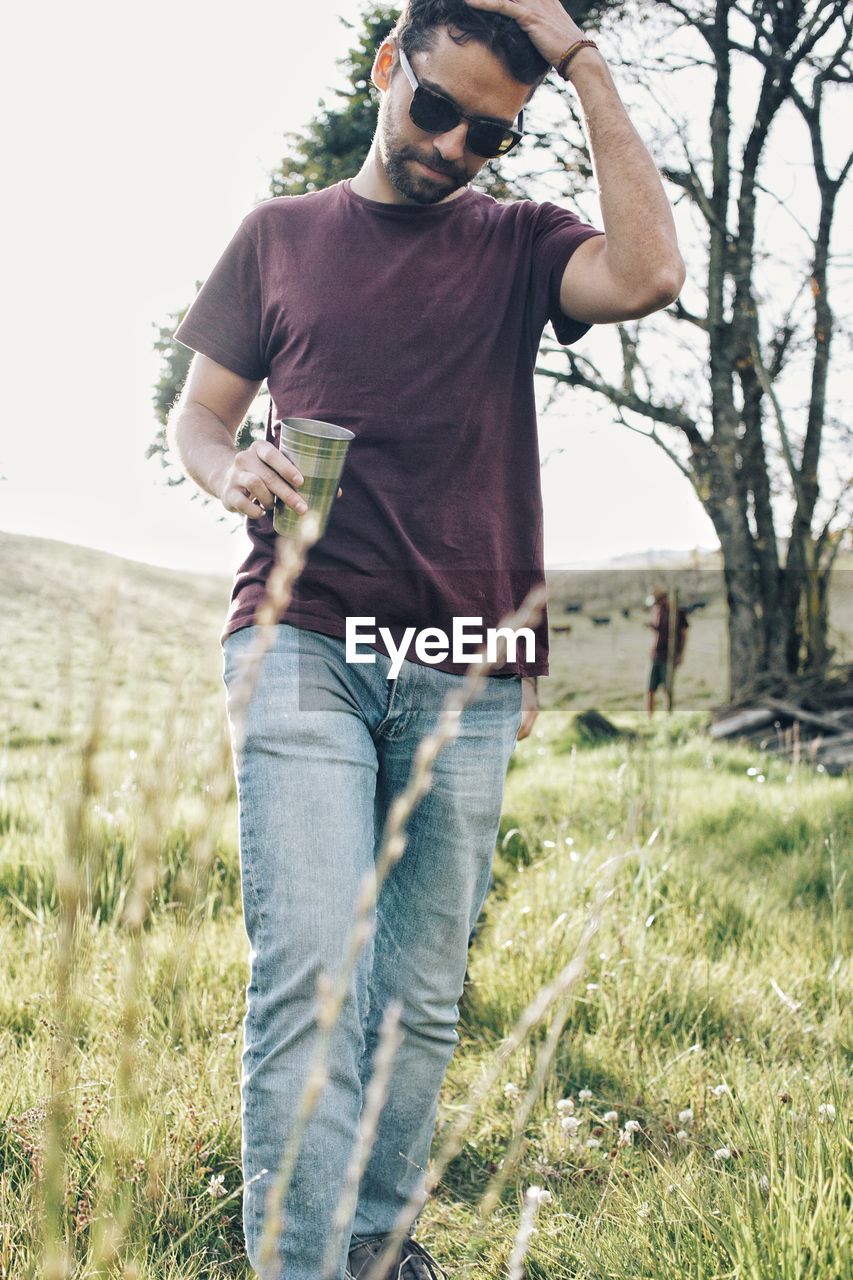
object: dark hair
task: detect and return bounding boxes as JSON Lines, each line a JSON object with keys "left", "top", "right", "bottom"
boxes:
{"left": 391, "top": 0, "right": 551, "bottom": 93}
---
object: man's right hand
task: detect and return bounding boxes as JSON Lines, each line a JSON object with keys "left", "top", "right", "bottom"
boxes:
{"left": 218, "top": 440, "right": 344, "bottom": 520}
{"left": 219, "top": 439, "right": 308, "bottom": 519}
{"left": 167, "top": 355, "right": 344, "bottom": 518}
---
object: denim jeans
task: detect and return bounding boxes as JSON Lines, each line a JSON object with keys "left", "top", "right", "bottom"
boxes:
{"left": 222, "top": 623, "right": 522, "bottom": 1279}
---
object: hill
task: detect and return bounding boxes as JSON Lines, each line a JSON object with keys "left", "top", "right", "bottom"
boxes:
{"left": 1, "top": 532, "right": 230, "bottom": 753}
{"left": 1, "top": 533, "right": 850, "bottom": 734}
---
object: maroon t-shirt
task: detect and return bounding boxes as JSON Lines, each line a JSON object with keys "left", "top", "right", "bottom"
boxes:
{"left": 173, "top": 179, "right": 603, "bottom": 677}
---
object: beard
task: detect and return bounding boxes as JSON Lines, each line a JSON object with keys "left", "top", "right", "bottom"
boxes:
{"left": 378, "top": 109, "right": 470, "bottom": 206}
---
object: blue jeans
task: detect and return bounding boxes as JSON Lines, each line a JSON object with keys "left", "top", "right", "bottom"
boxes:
{"left": 222, "top": 623, "right": 523, "bottom": 1279}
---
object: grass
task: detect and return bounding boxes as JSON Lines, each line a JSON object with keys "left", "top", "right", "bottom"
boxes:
{"left": 0, "top": 533, "right": 850, "bottom": 1278}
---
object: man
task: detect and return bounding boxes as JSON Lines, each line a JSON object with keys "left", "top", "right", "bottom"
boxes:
{"left": 647, "top": 587, "right": 689, "bottom": 715}
{"left": 168, "top": 2, "right": 684, "bottom": 1275}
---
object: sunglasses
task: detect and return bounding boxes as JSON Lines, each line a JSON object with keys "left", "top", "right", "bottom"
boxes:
{"left": 397, "top": 46, "right": 524, "bottom": 159}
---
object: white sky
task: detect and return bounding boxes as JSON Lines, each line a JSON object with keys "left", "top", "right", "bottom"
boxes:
{"left": 1, "top": 0, "right": 810, "bottom": 578}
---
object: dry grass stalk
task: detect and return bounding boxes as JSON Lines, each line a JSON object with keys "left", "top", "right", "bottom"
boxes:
{"left": 320, "top": 1000, "right": 405, "bottom": 1280}
{"left": 149, "top": 520, "right": 324, "bottom": 1269}
{"left": 41, "top": 590, "right": 115, "bottom": 1279}
{"left": 506, "top": 1185, "right": 551, "bottom": 1280}
{"left": 473, "top": 849, "right": 627, "bottom": 1227}
{"left": 88, "top": 713, "right": 181, "bottom": 1274}
{"left": 362, "top": 856, "right": 622, "bottom": 1280}
{"left": 227, "top": 511, "right": 322, "bottom": 755}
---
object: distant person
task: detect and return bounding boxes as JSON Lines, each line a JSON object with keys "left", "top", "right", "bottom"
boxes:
{"left": 167, "top": 1, "right": 684, "bottom": 1275}
{"left": 646, "top": 588, "right": 688, "bottom": 715}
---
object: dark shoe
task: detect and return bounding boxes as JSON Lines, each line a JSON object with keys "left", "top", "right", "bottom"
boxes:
{"left": 346, "top": 1232, "right": 447, "bottom": 1280}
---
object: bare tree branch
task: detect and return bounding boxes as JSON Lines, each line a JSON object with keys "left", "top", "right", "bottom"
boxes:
{"left": 612, "top": 404, "right": 695, "bottom": 480}
{"left": 536, "top": 352, "right": 706, "bottom": 450}
{"left": 748, "top": 335, "right": 808, "bottom": 511}
{"left": 815, "top": 481, "right": 853, "bottom": 566}
{"left": 669, "top": 298, "right": 710, "bottom": 329}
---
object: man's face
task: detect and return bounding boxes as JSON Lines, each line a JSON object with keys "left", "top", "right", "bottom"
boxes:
{"left": 375, "top": 27, "right": 530, "bottom": 206}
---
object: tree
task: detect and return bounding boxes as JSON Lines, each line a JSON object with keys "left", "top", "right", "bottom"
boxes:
{"left": 152, "top": 1, "right": 851, "bottom": 699}
{"left": 529, "top": 0, "right": 851, "bottom": 695}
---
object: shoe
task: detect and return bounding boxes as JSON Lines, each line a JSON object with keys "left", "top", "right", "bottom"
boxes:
{"left": 346, "top": 1232, "right": 448, "bottom": 1279}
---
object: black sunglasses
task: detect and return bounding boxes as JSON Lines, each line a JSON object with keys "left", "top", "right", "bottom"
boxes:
{"left": 397, "top": 47, "right": 523, "bottom": 159}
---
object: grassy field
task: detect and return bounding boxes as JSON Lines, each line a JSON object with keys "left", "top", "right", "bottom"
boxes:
{"left": 0, "top": 533, "right": 850, "bottom": 1278}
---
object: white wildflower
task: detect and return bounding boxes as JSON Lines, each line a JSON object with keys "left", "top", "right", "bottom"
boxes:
{"left": 624, "top": 1119, "right": 641, "bottom": 1133}
{"left": 711, "top": 1083, "right": 730, "bottom": 1097}
{"left": 560, "top": 1115, "right": 581, "bottom": 1136}
{"left": 636, "top": 1201, "right": 651, "bottom": 1221}
{"left": 585, "top": 1137, "right": 602, "bottom": 1148}
{"left": 818, "top": 1103, "right": 836, "bottom": 1122}
{"left": 579, "top": 1088, "right": 593, "bottom": 1102}
{"left": 602, "top": 1110, "right": 619, "bottom": 1125}
{"left": 556, "top": 1097, "right": 575, "bottom": 1116}
{"left": 503, "top": 1082, "right": 521, "bottom": 1101}
{"left": 543, "top": 840, "right": 556, "bottom": 848}
{"left": 586, "top": 983, "right": 599, "bottom": 992}
{"left": 713, "top": 1146, "right": 732, "bottom": 1161}
{"left": 678, "top": 1107, "right": 694, "bottom": 1126}
{"left": 207, "top": 1173, "right": 226, "bottom": 1198}
{"left": 676, "top": 1129, "right": 689, "bottom": 1142}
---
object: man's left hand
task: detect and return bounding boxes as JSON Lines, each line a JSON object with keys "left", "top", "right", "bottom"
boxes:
{"left": 517, "top": 676, "right": 539, "bottom": 740}
{"left": 463, "top": 0, "right": 585, "bottom": 67}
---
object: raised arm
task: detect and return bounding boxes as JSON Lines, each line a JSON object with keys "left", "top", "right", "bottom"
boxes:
{"left": 465, "top": 0, "right": 685, "bottom": 322}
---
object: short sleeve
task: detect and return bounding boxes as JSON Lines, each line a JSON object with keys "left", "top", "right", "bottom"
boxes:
{"left": 530, "top": 201, "right": 604, "bottom": 346}
{"left": 173, "top": 216, "right": 268, "bottom": 380}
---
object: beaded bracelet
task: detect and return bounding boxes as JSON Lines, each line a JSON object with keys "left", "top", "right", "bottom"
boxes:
{"left": 555, "top": 38, "right": 599, "bottom": 80}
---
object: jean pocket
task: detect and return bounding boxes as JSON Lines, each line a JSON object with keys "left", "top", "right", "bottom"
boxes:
{"left": 222, "top": 625, "right": 261, "bottom": 688}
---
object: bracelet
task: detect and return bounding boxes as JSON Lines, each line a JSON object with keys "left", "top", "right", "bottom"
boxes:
{"left": 555, "top": 38, "right": 599, "bottom": 80}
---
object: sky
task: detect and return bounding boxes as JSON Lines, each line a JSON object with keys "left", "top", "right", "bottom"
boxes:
{"left": 0, "top": 0, "right": 760, "bottom": 578}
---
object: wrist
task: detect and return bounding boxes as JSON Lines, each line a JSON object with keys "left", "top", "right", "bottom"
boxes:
{"left": 554, "top": 37, "right": 600, "bottom": 81}
{"left": 209, "top": 446, "right": 238, "bottom": 503}
{"left": 562, "top": 45, "right": 609, "bottom": 87}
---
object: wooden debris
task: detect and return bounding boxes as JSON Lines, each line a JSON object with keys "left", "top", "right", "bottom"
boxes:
{"left": 709, "top": 667, "right": 852, "bottom": 773}
{"left": 763, "top": 697, "right": 847, "bottom": 735}
{"left": 710, "top": 707, "right": 776, "bottom": 740}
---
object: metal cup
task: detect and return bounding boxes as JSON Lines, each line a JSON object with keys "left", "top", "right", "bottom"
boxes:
{"left": 272, "top": 417, "right": 355, "bottom": 539}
